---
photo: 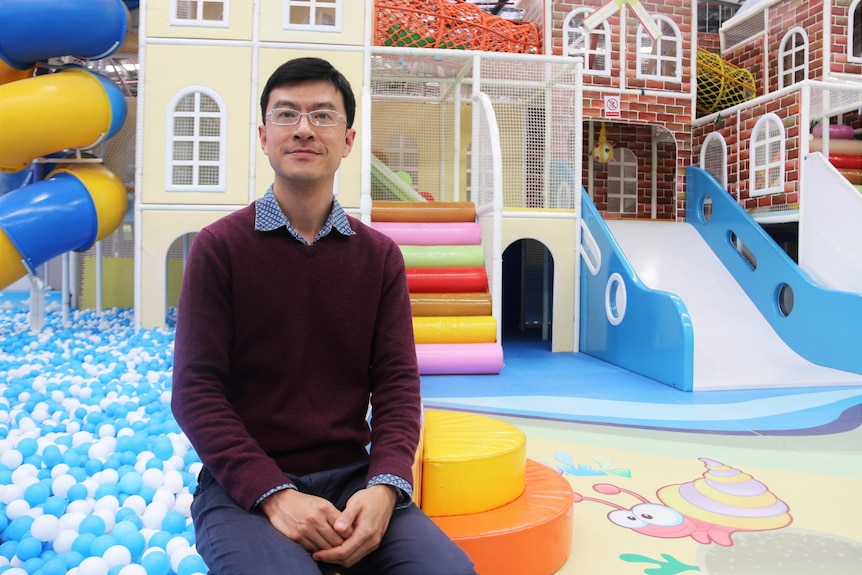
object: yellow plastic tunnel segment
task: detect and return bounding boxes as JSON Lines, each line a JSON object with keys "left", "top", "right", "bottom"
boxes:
{"left": 0, "top": 67, "right": 123, "bottom": 172}
{"left": 49, "top": 163, "right": 128, "bottom": 243}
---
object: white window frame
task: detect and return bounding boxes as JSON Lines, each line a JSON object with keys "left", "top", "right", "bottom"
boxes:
{"left": 778, "top": 27, "right": 809, "bottom": 89}
{"left": 636, "top": 16, "right": 682, "bottom": 83}
{"left": 283, "top": 0, "right": 342, "bottom": 32}
{"left": 170, "top": 0, "right": 229, "bottom": 28}
{"left": 850, "top": 0, "right": 862, "bottom": 62}
{"left": 700, "top": 132, "right": 728, "bottom": 189}
{"left": 563, "top": 9, "right": 611, "bottom": 77}
{"left": 607, "top": 147, "right": 638, "bottom": 214}
{"left": 383, "top": 134, "right": 420, "bottom": 191}
{"left": 749, "top": 113, "right": 785, "bottom": 197}
{"left": 166, "top": 87, "right": 227, "bottom": 192}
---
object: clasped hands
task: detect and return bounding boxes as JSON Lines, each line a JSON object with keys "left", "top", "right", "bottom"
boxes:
{"left": 259, "top": 484, "right": 397, "bottom": 568}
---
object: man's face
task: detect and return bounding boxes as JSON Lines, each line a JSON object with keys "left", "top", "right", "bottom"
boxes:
{"left": 259, "top": 79, "right": 355, "bottom": 188}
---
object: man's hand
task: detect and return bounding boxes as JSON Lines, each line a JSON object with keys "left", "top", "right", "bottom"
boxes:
{"left": 259, "top": 488, "right": 351, "bottom": 553}
{"left": 311, "top": 484, "right": 397, "bottom": 568}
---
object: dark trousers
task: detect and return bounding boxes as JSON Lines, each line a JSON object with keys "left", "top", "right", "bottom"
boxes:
{"left": 192, "top": 461, "right": 478, "bottom": 574}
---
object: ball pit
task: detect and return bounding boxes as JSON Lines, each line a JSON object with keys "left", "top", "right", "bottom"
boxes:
{"left": 0, "top": 305, "right": 207, "bottom": 575}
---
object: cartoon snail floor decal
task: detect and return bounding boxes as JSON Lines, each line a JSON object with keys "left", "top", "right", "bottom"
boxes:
{"left": 573, "top": 457, "right": 792, "bottom": 546}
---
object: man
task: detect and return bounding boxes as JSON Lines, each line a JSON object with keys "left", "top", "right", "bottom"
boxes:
{"left": 171, "top": 57, "right": 476, "bottom": 574}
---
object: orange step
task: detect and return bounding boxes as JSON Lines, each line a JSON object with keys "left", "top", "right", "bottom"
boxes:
{"left": 432, "top": 459, "right": 574, "bottom": 575}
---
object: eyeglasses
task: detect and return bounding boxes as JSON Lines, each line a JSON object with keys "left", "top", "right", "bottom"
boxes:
{"left": 265, "top": 108, "right": 345, "bottom": 127}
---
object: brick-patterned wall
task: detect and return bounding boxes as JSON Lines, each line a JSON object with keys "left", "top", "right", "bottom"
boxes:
{"left": 691, "top": 93, "right": 804, "bottom": 213}
{"left": 698, "top": 32, "right": 721, "bottom": 53}
{"left": 831, "top": 0, "right": 862, "bottom": 76}
{"left": 584, "top": 123, "right": 679, "bottom": 220}
{"left": 764, "top": 0, "right": 825, "bottom": 90}
{"left": 550, "top": 2, "right": 695, "bottom": 219}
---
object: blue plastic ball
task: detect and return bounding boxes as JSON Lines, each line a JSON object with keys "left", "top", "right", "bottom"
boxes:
{"left": 141, "top": 549, "right": 171, "bottom": 575}
{"left": 78, "top": 515, "right": 106, "bottom": 537}
{"left": 177, "top": 554, "right": 208, "bottom": 575}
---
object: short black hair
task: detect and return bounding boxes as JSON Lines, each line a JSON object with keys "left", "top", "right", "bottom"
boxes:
{"left": 260, "top": 57, "right": 356, "bottom": 128}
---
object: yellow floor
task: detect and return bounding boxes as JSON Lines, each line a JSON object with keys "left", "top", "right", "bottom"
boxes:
{"left": 494, "top": 414, "right": 862, "bottom": 575}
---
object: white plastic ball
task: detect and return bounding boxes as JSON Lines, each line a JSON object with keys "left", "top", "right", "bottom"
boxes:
{"left": 52, "top": 528, "right": 79, "bottom": 553}
{"left": 169, "top": 542, "right": 195, "bottom": 573}
{"left": 77, "top": 556, "right": 110, "bottom": 575}
{"left": 0, "top": 449, "right": 24, "bottom": 469}
{"left": 4, "top": 499, "right": 31, "bottom": 520}
{"left": 141, "top": 501, "right": 168, "bottom": 530}
{"left": 52, "top": 474, "right": 77, "bottom": 498}
{"left": 141, "top": 468, "right": 165, "bottom": 490}
{"left": 121, "top": 494, "right": 146, "bottom": 515}
{"left": 174, "top": 492, "right": 193, "bottom": 517}
{"left": 102, "top": 544, "right": 132, "bottom": 568}
{"left": 30, "top": 513, "right": 63, "bottom": 541}
{"left": 60, "top": 511, "right": 87, "bottom": 531}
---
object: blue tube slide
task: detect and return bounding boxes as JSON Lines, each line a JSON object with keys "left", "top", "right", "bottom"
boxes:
{"left": 0, "top": 164, "right": 128, "bottom": 286}
{"left": 0, "top": 0, "right": 129, "bottom": 71}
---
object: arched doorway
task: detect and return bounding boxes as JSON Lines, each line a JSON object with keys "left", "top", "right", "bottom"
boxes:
{"left": 502, "top": 238, "right": 554, "bottom": 345}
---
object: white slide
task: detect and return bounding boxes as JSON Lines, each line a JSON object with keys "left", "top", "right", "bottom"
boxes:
{"left": 605, "top": 220, "right": 862, "bottom": 391}
{"left": 799, "top": 153, "right": 862, "bottom": 293}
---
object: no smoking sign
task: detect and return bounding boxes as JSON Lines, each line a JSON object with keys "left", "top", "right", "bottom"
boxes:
{"left": 604, "top": 95, "right": 621, "bottom": 118}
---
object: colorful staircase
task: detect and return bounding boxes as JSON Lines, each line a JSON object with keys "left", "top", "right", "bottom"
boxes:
{"left": 371, "top": 201, "right": 504, "bottom": 375}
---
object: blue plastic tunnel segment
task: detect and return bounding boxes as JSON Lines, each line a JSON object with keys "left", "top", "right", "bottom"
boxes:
{"left": 0, "top": 172, "right": 101, "bottom": 273}
{"left": 87, "top": 68, "right": 129, "bottom": 141}
{"left": 0, "top": 0, "right": 129, "bottom": 69}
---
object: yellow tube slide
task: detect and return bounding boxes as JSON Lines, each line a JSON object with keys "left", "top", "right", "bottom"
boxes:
{"left": 0, "top": 67, "right": 120, "bottom": 172}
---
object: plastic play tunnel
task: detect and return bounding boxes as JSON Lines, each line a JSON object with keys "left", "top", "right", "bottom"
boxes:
{"left": 0, "top": 66, "right": 128, "bottom": 172}
{"left": 0, "top": 164, "right": 128, "bottom": 289}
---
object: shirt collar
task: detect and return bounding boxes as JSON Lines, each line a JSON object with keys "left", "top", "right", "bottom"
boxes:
{"left": 254, "top": 186, "right": 355, "bottom": 244}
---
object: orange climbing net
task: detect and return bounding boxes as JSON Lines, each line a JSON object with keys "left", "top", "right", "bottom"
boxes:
{"left": 374, "top": 0, "right": 540, "bottom": 54}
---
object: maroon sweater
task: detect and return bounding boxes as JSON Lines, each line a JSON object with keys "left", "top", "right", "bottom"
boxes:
{"left": 171, "top": 203, "right": 421, "bottom": 510}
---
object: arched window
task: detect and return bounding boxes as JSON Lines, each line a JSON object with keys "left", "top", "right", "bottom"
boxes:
{"left": 851, "top": 0, "right": 862, "bottom": 61}
{"left": 637, "top": 16, "right": 682, "bottom": 82}
{"left": 750, "top": 113, "right": 785, "bottom": 197}
{"left": 383, "top": 134, "right": 420, "bottom": 191}
{"left": 700, "top": 132, "right": 728, "bottom": 189}
{"left": 285, "top": 0, "right": 341, "bottom": 31}
{"left": 171, "top": 0, "right": 228, "bottom": 26}
{"left": 166, "top": 88, "right": 226, "bottom": 192}
{"left": 608, "top": 148, "right": 638, "bottom": 214}
{"left": 778, "top": 28, "right": 809, "bottom": 89}
{"left": 563, "top": 9, "right": 611, "bottom": 77}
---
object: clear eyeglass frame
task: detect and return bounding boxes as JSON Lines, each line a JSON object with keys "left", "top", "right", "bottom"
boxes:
{"left": 265, "top": 108, "right": 345, "bottom": 127}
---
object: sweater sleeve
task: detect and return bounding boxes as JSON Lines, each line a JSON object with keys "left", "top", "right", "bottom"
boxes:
{"left": 364, "top": 240, "right": 423, "bottom": 488}
{"left": 171, "top": 227, "right": 290, "bottom": 510}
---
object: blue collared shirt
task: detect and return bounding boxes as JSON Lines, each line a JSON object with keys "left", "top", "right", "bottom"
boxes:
{"left": 252, "top": 186, "right": 413, "bottom": 508}
{"left": 254, "top": 186, "right": 355, "bottom": 244}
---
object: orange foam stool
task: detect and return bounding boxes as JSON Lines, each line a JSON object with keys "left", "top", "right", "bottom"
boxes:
{"left": 432, "top": 460, "right": 574, "bottom": 575}
{"left": 421, "top": 410, "right": 526, "bottom": 517}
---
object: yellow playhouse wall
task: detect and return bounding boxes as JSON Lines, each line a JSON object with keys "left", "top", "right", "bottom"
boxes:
{"left": 139, "top": 210, "right": 235, "bottom": 328}
{"left": 144, "top": 1, "right": 255, "bottom": 41}
{"left": 140, "top": 44, "right": 254, "bottom": 206}
{"left": 258, "top": 2, "right": 367, "bottom": 47}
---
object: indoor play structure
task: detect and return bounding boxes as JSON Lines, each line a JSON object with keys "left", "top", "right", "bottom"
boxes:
{"left": 0, "top": 0, "right": 130, "bottom": 300}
